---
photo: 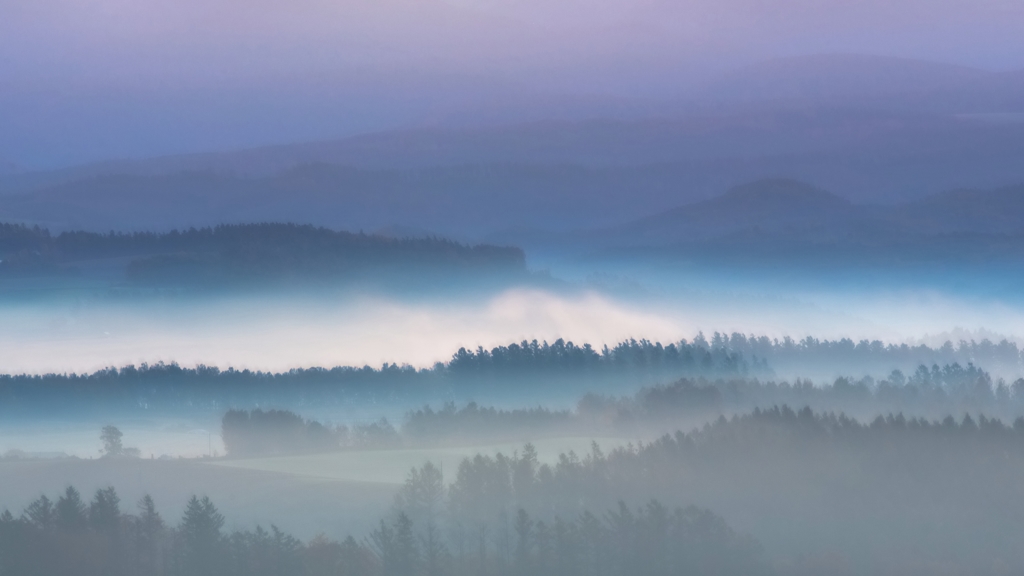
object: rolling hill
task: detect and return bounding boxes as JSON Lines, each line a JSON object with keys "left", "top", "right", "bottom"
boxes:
{"left": 2, "top": 112, "right": 1024, "bottom": 237}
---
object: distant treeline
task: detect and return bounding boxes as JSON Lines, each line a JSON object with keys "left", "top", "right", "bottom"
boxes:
{"left": 221, "top": 403, "right": 575, "bottom": 455}
{"left": 712, "top": 332, "right": 1024, "bottom": 381}
{"left": 221, "top": 409, "right": 341, "bottom": 456}
{"left": 588, "top": 360, "right": 1018, "bottom": 422}
{"left": 0, "top": 338, "right": 750, "bottom": 412}
{"left": 220, "top": 361, "right": 1021, "bottom": 456}
{"left": 0, "top": 222, "right": 525, "bottom": 285}
{"left": 4, "top": 334, "right": 1024, "bottom": 413}
{"left": 0, "top": 484, "right": 763, "bottom": 576}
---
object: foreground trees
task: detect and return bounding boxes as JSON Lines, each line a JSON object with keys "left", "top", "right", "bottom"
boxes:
{"left": 8, "top": 406, "right": 1024, "bottom": 574}
{"left": 0, "top": 485, "right": 764, "bottom": 576}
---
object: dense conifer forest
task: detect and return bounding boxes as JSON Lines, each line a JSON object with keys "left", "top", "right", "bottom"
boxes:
{"left": 219, "top": 361, "right": 1018, "bottom": 454}
{"left": 0, "top": 222, "right": 526, "bottom": 286}
{"left": 2, "top": 335, "right": 1021, "bottom": 418}
{"left": 0, "top": 484, "right": 765, "bottom": 576}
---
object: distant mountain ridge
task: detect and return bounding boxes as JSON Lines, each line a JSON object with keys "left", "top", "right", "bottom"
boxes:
{"left": 3, "top": 53, "right": 1023, "bottom": 194}
{"left": 0, "top": 222, "right": 527, "bottom": 291}
{"left": 620, "top": 180, "right": 857, "bottom": 244}
{"left": 575, "top": 180, "right": 1024, "bottom": 255}
{"left": 2, "top": 112, "right": 1024, "bottom": 237}
{"left": 0, "top": 163, "right": 714, "bottom": 236}
{"left": 1, "top": 54, "right": 1023, "bottom": 238}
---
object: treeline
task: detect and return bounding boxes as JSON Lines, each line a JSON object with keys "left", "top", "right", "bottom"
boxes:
{"left": 221, "top": 409, "right": 341, "bottom": 456}
{"left": 587, "top": 361, "right": 1020, "bottom": 423}
{"left": 0, "top": 222, "right": 525, "bottom": 285}
{"left": 221, "top": 409, "right": 405, "bottom": 455}
{"left": 221, "top": 403, "right": 575, "bottom": 455}
{"left": 4, "top": 334, "right": 1024, "bottom": 416}
{"left": 220, "top": 361, "right": 1017, "bottom": 456}
{"left": 0, "top": 484, "right": 764, "bottom": 576}
{"left": 0, "top": 338, "right": 750, "bottom": 412}
{"left": 709, "top": 332, "right": 1024, "bottom": 379}
{"left": 446, "top": 337, "right": 750, "bottom": 376}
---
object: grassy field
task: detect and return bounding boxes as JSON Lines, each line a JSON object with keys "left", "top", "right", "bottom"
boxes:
{"left": 211, "top": 436, "right": 632, "bottom": 485}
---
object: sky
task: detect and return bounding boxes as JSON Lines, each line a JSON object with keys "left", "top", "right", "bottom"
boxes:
{"left": 2, "top": 0, "right": 1024, "bottom": 168}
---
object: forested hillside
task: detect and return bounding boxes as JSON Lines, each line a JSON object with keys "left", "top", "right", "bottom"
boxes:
{"left": 0, "top": 222, "right": 526, "bottom": 288}
{"left": 3, "top": 334, "right": 1022, "bottom": 415}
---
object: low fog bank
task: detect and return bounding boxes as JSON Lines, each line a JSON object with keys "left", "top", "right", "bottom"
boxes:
{"left": 0, "top": 289, "right": 680, "bottom": 376}
{"left": 4, "top": 284, "right": 1024, "bottom": 458}
{"left": 212, "top": 364, "right": 1024, "bottom": 460}
{"left": 4, "top": 335, "right": 1024, "bottom": 459}
{"left": 2, "top": 286, "right": 1024, "bottom": 377}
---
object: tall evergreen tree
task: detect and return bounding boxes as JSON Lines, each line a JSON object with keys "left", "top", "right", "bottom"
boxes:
{"left": 55, "top": 486, "right": 88, "bottom": 531}
{"left": 136, "top": 495, "right": 166, "bottom": 576}
{"left": 178, "top": 496, "right": 225, "bottom": 576}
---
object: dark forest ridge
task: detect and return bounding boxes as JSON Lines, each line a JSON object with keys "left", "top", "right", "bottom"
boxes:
{"left": 3, "top": 160, "right": 1024, "bottom": 245}
{"left": 0, "top": 222, "right": 526, "bottom": 289}
{"left": 4, "top": 180, "right": 1024, "bottom": 282}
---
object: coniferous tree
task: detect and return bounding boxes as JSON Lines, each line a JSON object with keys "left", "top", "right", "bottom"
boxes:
{"left": 338, "top": 535, "right": 375, "bottom": 576}
{"left": 513, "top": 509, "right": 533, "bottom": 576}
{"left": 89, "top": 487, "right": 121, "bottom": 533}
{"left": 135, "top": 495, "right": 166, "bottom": 576}
{"left": 24, "top": 495, "right": 55, "bottom": 531}
{"left": 55, "top": 486, "right": 88, "bottom": 531}
{"left": 178, "top": 496, "right": 225, "bottom": 576}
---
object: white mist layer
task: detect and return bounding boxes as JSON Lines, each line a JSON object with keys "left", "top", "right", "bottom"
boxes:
{"left": 0, "top": 287, "right": 1022, "bottom": 375}
{"left": 0, "top": 290, "right": 682, "bottom": 374}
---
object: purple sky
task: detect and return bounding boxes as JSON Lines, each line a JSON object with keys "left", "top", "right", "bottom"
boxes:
{"left": 2, "top": 0, "right": 1023, "bottom": 169}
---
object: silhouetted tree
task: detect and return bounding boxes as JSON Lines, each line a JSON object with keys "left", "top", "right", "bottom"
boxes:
{"left": 101, "top": 425, "right": 124, "bottom": 457}
{"left": 178, "top": 496, "right": 225, "bottom": 576}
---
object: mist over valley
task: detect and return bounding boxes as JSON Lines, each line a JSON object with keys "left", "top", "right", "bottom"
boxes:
{"left": 4, "top": 3, "right": 1024, "bottom": 574}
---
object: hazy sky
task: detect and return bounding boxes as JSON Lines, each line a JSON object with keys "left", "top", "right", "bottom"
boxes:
{"left": 2, "top": 0, "right": 1023, "bottom": 168}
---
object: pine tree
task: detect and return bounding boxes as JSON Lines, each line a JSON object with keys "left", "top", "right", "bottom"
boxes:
{"left": 136, "top": 495, "right": 166, "bottom": 576}
{"left": 339, "top": 535, "right": 374, "bottom": 576}
{"left": 393, "top": 513, "right": 418, "bottom": 576}
{"left": 24, "top": 495, "right": 55, "bottom": 531}
{"left": 89, "top": 487, "right": 121, "bottom": 533}
{"left": 55, "top": 486, "right": 88, "bottom": 531}
{"left": 533, "top": 520, "right": 553, "bottom": 576}
{"left": 420, "top": 518, "right": 446, "bottom": 576}
{"left": 178, "top": 496, "right": 225, "bottom": 576}
{"left": 513, "top": 509, "right": 533, "bottom": 576}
